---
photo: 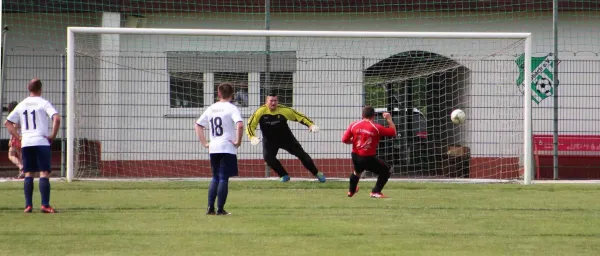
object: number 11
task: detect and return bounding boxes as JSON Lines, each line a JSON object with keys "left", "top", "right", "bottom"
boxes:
{"left": 23, "top": 110, "right": 37, "bottom": 130}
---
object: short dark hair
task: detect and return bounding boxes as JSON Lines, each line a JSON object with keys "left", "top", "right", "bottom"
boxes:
{"left": 28, "top": 78, "right": 42, "bottom": 93}
{"left": 7, "top": 101, "right": 18, "bottom": 113}
{"left": 218, "top": 82, "right": 234, "bottom": 99}
{"left": 362, "top": 106, "right": 375, "bottom": 119}
{"left": 267, "top": 92, "right": 278, "bottom": 98}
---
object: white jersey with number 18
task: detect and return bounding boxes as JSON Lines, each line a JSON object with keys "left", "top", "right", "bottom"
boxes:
{"left": 6, "top": 96, "right": 58, "bottom": 147}
{"left": 196, "top": 102, "right": 243, "bottom": 154}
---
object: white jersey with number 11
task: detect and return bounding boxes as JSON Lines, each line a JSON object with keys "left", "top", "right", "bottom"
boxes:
{"left": 6, "top": 96, "right": 58, "bottom": 147}
{"left": 196, "top": 102, "right": 243, "bottom": 154}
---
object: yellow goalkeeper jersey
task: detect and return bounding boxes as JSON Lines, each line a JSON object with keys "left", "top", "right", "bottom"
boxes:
{"left": 246, "top": 105, "right": 314, "bottom": 143}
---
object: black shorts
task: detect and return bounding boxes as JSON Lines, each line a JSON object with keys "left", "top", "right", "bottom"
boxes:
{"left": 351, "top": 153, "right": 392, "bottom": 176}
{"left": 210, "top": 153, "right": 239, "bottom": 178}
{"left": 22, "top": 146, "right": 52, "bottom": 172}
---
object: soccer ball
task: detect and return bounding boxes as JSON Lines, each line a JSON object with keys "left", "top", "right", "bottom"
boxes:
{"left": 450, "top": 109, "right": 466, "bottom": 124}
{"left": 535, "top": 77, "right": 553, "bottom": 96}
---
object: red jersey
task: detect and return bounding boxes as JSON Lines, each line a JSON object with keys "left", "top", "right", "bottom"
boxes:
{"left": 342, "top": 120, "right": 396, "bottom": 156}
{"left": 9, "top": 136, "right": 21, "bottom": 149}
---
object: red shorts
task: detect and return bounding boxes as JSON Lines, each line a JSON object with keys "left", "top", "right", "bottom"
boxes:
{"left": 10, "top": 137, "right": 21, "bottom": 150}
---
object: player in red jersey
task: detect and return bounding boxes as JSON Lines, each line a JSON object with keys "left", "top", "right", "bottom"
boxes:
{"left": 342, "top": 106, "right": 397, "bottom": 198}
{"left": 7, "top": 101, "right": 24, "bottom": 179}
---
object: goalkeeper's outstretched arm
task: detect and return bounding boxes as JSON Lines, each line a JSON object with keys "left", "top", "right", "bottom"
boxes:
{"left": 279, "top": 105, "right": 313, "bottom": 126}
{"left": 246, "top": 107, "right": 262, "bottom": 141}
{"left": 279, "top": 105, "right": 319, "bottom": 132}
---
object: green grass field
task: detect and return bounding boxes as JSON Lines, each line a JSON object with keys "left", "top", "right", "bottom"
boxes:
{"left": 1, "top": 180, "right": 600, "bottom": 256}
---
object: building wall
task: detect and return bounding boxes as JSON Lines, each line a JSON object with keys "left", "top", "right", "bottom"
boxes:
{"left": 2, "top": 12, "right": 599, "bottom": 165}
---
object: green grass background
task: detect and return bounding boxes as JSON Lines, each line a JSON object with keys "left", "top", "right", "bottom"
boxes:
{"left": 1, "top": 181, "right": 599, "bottom": 256}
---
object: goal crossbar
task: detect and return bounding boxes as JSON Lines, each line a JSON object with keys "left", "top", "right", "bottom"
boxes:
{"left": 65, "top": 27, "right": 533, "bottom": 184}
{"left": 67, "top": 27, "right": 531, "bottom": 39}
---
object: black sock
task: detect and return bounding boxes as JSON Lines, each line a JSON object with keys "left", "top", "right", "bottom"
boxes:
{"left": 24, "top": 177, "right": 34, "bottom": 207}
{"left": 39, "top": 177, "right": 50, "bottom": 206}
{"left": 217, "top": 179, "right": 229, "bottom": 211}
{"left": 372, "top": 172, "right": 390, "bottom": 193}
{"left": 207, "top": 179, "right": 218, "bottom": 210}
{"left": 349, "top": 173, "right": 360, "bottom": 193}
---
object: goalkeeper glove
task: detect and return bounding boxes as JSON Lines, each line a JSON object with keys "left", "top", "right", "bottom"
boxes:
{"left": 250, "top": 137, "right": 261, "bottom": 146}
{"left": 309, "top": 125, "right": 320, "bottom": 133}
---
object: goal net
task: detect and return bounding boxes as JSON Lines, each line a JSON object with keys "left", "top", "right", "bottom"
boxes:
{"left": 67, "top": 28, "right": 532, "bottom": 182}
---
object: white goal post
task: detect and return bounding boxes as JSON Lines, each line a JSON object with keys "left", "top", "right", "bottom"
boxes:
{"left": 65, "top": 27, "right": 533, "bottom": 184}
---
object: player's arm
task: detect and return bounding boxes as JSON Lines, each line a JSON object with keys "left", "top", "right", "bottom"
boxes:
{"left": 283, "top": 107, "right": 314, "bottom": 127}
{"left": 377, "top": 112, "right": 397, "bottom": 137}
{"left": 246, "top": 107, "right": 263, "bottom": 140}
{"left": 195, "top": 125, "right": 209, "bottom": 148}
{"left": 232, "top": 122, "right": 243, "bottom": 147}
{"left": 341, "top": 123, "right": 354, "bottom": 144}
{"left": 195, "top": 110, "right": 210, "bottom": 148}
{"left": 231, "top": 108, "right": 244, "bottom": 147}
{"left": 4, "top": 107, "right": 21, "bottom": 140}
{"left": 44, "top": 102, "right": 61, "bottom": 142}
{"left": 4, "top": 121, "right": 20, "bottom": 141}
{"left": 48, "top": 114, "right": 61, "bottom": 142}
{"left": 281, "top": 106, "right": 319, "bottom": 132}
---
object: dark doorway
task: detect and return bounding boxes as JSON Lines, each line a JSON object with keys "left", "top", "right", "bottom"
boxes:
{"left": 363, "top": 51, "right": 470, "bottom": 177}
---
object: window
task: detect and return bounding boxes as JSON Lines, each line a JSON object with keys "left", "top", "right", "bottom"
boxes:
{"left": 166, "top": 51, "right": 296, "bottom": 111}
{"left": 214, "top": 72, "right": 249, "bottom": 107}
{"left": 169, "top": 72, "right": 204, "bottom": 108}
{"left": 260, "top": 72, "right": 293, "bottom": 106}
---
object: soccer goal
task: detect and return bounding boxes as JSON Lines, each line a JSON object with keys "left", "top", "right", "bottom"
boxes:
{"left": 66, "top": 27, "right": 533, "bottom": 184}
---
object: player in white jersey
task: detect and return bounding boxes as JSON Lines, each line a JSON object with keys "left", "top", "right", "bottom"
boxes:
{"left": 4, "top": 78, "right": 61, "bottom": 213}
{"left": 195, "top": 83, "right": 243, "bottom": 215}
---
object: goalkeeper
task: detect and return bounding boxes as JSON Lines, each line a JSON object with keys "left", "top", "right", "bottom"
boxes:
{"left": 246, "top": 93, "right": 326, "bottom": 183}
